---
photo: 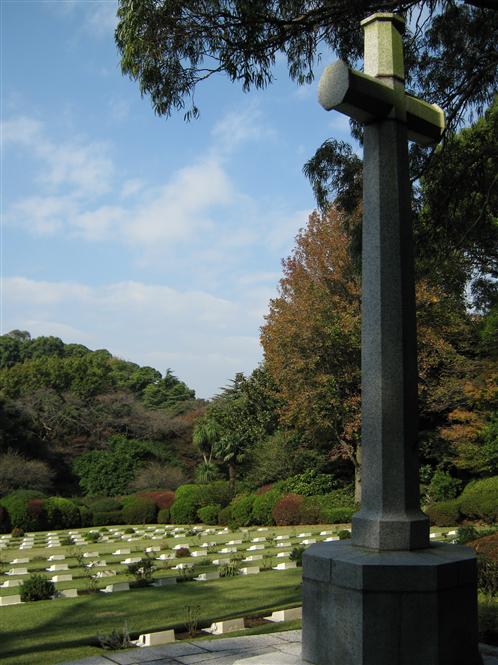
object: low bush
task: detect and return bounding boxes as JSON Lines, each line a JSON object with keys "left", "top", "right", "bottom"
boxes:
{"left": 45, "top": 497, "right": 80, "bottom": 529}
{"left": 97, "top": 622, "right": 131, "bottom": 650}
{"left": 425, "top": 499, "right": 461, "bottom": 526}
{"left": 93, "top": 510, "right": 125, "bottom": 526}
{"left": 229, "top": 494, "right": 256, "bottom": 527}
{"left": 272, "top": 493, "right": 305, "bottom": 526}
{"left": 84, "top": 531, "right": 101, "bottom": 543}
{"left": 281, "top": 469, "right": 337, "bottom": 496}
{"left": 175, "top": 547, "right": 190, "bottom": 558}
{"left": 79, "top": 505, "right": 93, "bottom": 527}
{"left": 459, "top": 476, "right": 498, "bottom": 523}
{"left": 0, "top": 490, "right": 47, "bottom": 531}
{"left": 320, "top": 506, "right": 355, "bottom": 524}
{"left": 127, "top": 556, "right": 156, "bottom": 585}
{"left": 469, "top": 532, "right": 498, "bottom": 562}
{"left": 170, "top": 484, "right": 204, "bottom": 523}
{"left": 20, "top": 574, "right": 55, "bottom": 601}
{"left": 197, "top": 503, "right": 221, "bottom": 525}
{"left": 477, "top": 555, "right": 498, "bottom": 598}
{"left": 217, "top": 505, "right": 232, "bottom": 525}
{"left": 122, "top": 496, "right": 157, "bottom": 524}
{"left": 289, "top": 545, "right": 306, "bottom": 567}
{"left": 455, "top": 525, "right": 480, "bottom": 544}
{"left": 123, "top": 527, "right": 135, "bottom": 534}
{"left": 424, "top": 470, "right": 462, "bottom": 504}
{"left": 252, "top": 488, "right": 284, "bottom": 525}
{"left": 338, "top": 530, "right": 351, "bottom": 540}
{"left": 157, "top": 508, "right": 170, "bottom": 524}
{"left": 200, "top": 481, "right": 232, "bottom": 508}
{"left": 11, "top": 526, "right": 24, "bottom": 538}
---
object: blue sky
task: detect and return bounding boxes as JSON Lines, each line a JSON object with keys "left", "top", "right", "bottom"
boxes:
{"left": 2, "top": 0, "right": 354, "bottom": 398}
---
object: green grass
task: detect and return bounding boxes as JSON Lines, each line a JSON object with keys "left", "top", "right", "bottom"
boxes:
{"left": 0, "top": 569, "right": 302, "bottom": 665}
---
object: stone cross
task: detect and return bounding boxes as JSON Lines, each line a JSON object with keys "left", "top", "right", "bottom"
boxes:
{"left": 318, "top": 13, "right": 445, "bottom": 551}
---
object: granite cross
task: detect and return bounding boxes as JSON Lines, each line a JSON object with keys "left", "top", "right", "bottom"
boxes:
{"left": 319, "top": 13, "right": 445, "bottom": 551}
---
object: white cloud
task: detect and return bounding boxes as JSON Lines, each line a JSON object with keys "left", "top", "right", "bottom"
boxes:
{"left": 211, "top": 102, "right": 276, "bottom": 156}
{"left": 3, "top": 276, "right": 264, "bottom": 397}
{"left": 83, "top": 1, "right": 118, "bottom": 37}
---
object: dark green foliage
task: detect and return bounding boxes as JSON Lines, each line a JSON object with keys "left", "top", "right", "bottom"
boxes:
{"left": 84, "top": 531, "right": 101, "bottom": 543}
{"left": 93, "top": 511, "right": 125, "bottom": 526}
{"left": 0, "top": 505, "right": 10, "bottom": 533}
{"left": 459, "top": 476, "right": 498, "bottom": 523}
{"left": 281, "top": 469, "right": 337, "bottom": 496}
{"left": 455, "top": 525, "right": 480, "bottom": 544}
{"left": 73, "top": 436, "right": 153, "bottom": 496}
{"left": 123, "top": 527, "right": 135, "bottom": 534}
{"left": 218, "top": 560, "right": 241, "bottom": 577}
{"left": 157, "top": 508, "right": 170, "bottom": 524}
{"left": 122, "top": 496, "right": 157, "bottom": 524}
{"left": 217, "top": 505, "right": 232, "bottom": 525}
{"left": 45, "top": 497, "right": 80, "bottom": 529}
{"left": 20, "top": 574, "right": 55, "bottom": 602}
{"left": 200, "top": 481, "right": 232, "bottom": 508}
{"left": 0, "top": 490, "right": 46, "bottom": 531}
{"left": 338, "top": 529, "right": 351, "bottom": 540}
{"left": 425, "top": 470, "right": 462, "bottom": 504}
{"left": 127, "top": 556, "right": 155, "bottom": 585}
{"left": 289, "top": 545, "right": 306, "bottom": 567}
{"left": 175, "top": 547, "right": 190, "bottom": 558}
{"left": 97, "top": 622, "right": 131, "bottom": 650}
{"left": 79, "top": 505, "right": 93, "bottom": 527}
{"left": 425, "top": 499, "right": 462, "bottom": 526}
{"left": 197, "top": 503, "right": 221, "bottom": 525}
{"left": 252, "top": 488, "right": 284, "bottom": 526}
{"left": 170, "top": 484, "right": 204, "bottom": 524}
{"left": 87, "top": 497, "right": 123, "bottom": 513}
{"left": 477, "top": 555, "right": 498, "bottom": 598}
{"left": 229, "top": 494, "right": 256, "bottom": 528}
{"left": 320, "top": 506, "right": 355, "bottom": 524}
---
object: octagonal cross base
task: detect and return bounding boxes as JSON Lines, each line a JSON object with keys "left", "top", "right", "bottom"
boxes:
{"left": 302, "top": 540, "right": 482, "bottom": 665}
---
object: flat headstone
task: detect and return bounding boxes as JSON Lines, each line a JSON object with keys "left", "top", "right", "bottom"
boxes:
{"left": 6, "top": 568, "right": 28, "bottom": 576}
{"left": 213, "top": 558, "right": 230, "bottom": 565}
{"left": 145, "top": 546, "right": 160, "bottom": 553}
{"left": 240, "top": 566, "right": 260, "bottom": 575}
{"left": 248, "top": 545, "right": 264, "bottom": 551}
{"left": 47, "top": 555, "right": 65, "bottom": 561}
{"left": 265, "top": 607, "right": 302, "bottom": 622}
{"left": 121, "top": 557, "right": 141, "bottom": 564}
{"left": 191, "top": 550, "right": 208, "bottom": 557}
{"left": 219, "top": 547, "right": 237, "bottom": 554}
{"left": 101, "top": 582, "right": 129, "bottom": 593}
{"left": 112, "top": 548, "right": 130, "bottom": 555}
{"left": 57, "top": 588, "right": 78, "bottom": 598}
{"left": 136, "top": 629, "right": 175, "bottom": 647}
{"left": 0, "top": 594, "right": 22, "bottom": 606}
{"left": 251, "top": 537, "right": 266, "bottom": 543}
{"left": 10, "top": 558, "right": 29, "bottom": 564}
{"left": 51, "top": 574, "right": 73, "bottom": 582}
{"left": 0, "top": 580, "right": 21, "bottom": 588}
{"left": 156, "top": 553, "right": 174, "bottom": 560}
{"left": 194, "top": 571, "right": 220, "bottom": 581}
{"left": 242, "top": 555, "right": 263, "bottom": 562}
{"left": 46, "top": 564, "right": 69, "bottom": 572}
{"left": 273, "top": 562, "right": 297, "bottom": 571}
{"left": 83, "top": 552, "right": 99, "bottom": 558}
{"left": 204, "top": 618, "right": 245, "bottom": 635}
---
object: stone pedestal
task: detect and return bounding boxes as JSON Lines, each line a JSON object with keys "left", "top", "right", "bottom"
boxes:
{"left": 302, "top": 540, "right": 482, "bottom": 665}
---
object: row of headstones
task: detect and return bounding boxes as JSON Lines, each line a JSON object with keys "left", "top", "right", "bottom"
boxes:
{"left": 0, "top": 530, "right": 333, "bottom": 588}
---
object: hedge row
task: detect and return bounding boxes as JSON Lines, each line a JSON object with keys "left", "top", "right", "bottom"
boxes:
{"left": 425, "top": 476, "right": 498, "bottom": 526}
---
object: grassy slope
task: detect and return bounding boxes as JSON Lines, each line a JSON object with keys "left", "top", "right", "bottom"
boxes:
{"left": 0, "top": 569, "right": 302, "bottom": 665}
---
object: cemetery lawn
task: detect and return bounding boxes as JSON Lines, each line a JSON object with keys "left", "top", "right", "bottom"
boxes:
{"left": 0, "top": 569, "right": 302, "bottom": 665}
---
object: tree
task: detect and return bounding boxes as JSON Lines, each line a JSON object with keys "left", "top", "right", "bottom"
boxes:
{"left": 0, "top": 450, "right": 55, "bottom": 496}
{"left": 261, "top": 206, "right": 362, "bottom": 498}
{"left": 116, "top": 1, "right": 497, "bottom": 132}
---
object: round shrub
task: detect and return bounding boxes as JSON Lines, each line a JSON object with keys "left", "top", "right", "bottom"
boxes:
{"left": 20, "top": 574, "right": 55, "bottom": 601}
{"left": 45, "top": 497, "right": 81, "bottom": 529}
{"left": 459, "top": 476, "right": 498, "bottom": 523}
{"left": 93, "top": 510, "right": 125, "bottom": 526}
{"left": 320, "top": 506, "right": 355, "bottom": 524}
{"left": 122, "top": 496, "right": 157, "bottom": 524}
{"left": 272, "top": 493, "right": 305, "bottom": 526}
{"left": 338, "top": 529, "right": 351, "bottom": 540}
{"left": 252, "top": 488, "right": 284, "bottom": 526}
{"left": 425, "top": 470, "right": 462, "bottom": 504}
{"left": 11, "top": 526, "right": 24, "bottom": 537}
{"left": 229, "top": 494, "right": 256, "bottom": 527}
{"left": 200, "top": 481, "right": 231, "bottom": 508}
{"left": 26, "top": 499, "right": 48, "bottom": 531}
{"left": 425, "top": 499, "right": 461, "bottom": 526}
{"left": 217, "top": 505, "right": 232, "bottom": 525}
{"left": 197, "top": 503, "right": 221, "bottom": 525}
{"left": 289, "top": 545, "right": 306, "bottom": 566}
{"left": 79, "top": 505, "right": 93, "bottom": 527}
{"left": 175, "top": 547, "right": 190, "bottom": 558}
{"left": 0, "top": 490, "right": 46, "bottom": 531}
{"left": 282, "top": 469, "right": 337, "bottom": 496}
{"left": 157, "top": 508, "right": 170, "bottom": 524}
{"left": 170, "top": 485, "right": 203, "bottom": 524}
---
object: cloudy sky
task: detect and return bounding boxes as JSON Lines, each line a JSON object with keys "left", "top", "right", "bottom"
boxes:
{"left": 2, "top": 0, "right": 354, "bottom": 398}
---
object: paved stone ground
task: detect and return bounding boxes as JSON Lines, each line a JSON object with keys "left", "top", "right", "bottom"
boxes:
{"left": 61, "top": 631, "right": 498, "bottom": 665}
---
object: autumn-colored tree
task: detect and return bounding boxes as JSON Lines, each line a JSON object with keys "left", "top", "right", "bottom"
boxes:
{"left": 261, "top": 206, "right": 362, "bottom": 499}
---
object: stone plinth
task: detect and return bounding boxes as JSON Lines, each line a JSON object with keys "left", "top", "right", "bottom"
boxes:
{"left": 302, "top": 541, "right": 482, "bottom": 665}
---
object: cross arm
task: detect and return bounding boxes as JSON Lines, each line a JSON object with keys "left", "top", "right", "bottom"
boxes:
{"left": 318, "top": 60, "right": 445, "bottom": 146}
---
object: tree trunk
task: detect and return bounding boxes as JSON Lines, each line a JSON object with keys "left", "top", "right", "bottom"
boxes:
{"left": 354, "top": 444, "right": 361, "bottom": 504}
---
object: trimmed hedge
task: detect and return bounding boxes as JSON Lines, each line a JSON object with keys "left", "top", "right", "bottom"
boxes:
{"left": 0, "top": 490, "right": 46, "bottom": 531}
{"left": 0, "top": 505, "right": 10, "bottom": 533}
{"left": 93, "top": 510, "right": 125, "bottom": 526}
{"left": 122, "top": 496, "right": 157, "bottom": 524}
{"left": 45, "top": 497, "right": 80, "bottom": 529}
{"left": 137, "top": 491, "right": 175, "bottom": 510}
{"left": 200, "top": 481, "right": 231, "bottom": 508}
{"left": 86, "top": 497, "right": 123, "bottom": 513}
{"left": 229, "top": 494, "right": 256, "bottom": 527}
{"left": 197, "top": 503, "right": 221, "bottom": 525}
{"left": 157, "top": 508, "right": 170, "bottom": 524}
{"left": 170, "top": 484, "right": 204, "bottom": 524}
{"left": 425, "top": 499, "right": 461, "bottom": 526}
{"left": 320, "top": 506, "right": 355, "bottom": 524}
{"left": 459, "top": 476, "right": 498, "bottom": 523}
{"left": 272, "top": 493, "right": 304, "bottom": 526}
{"left": 252, "top": 488, "right": 284, "bottom": 525}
